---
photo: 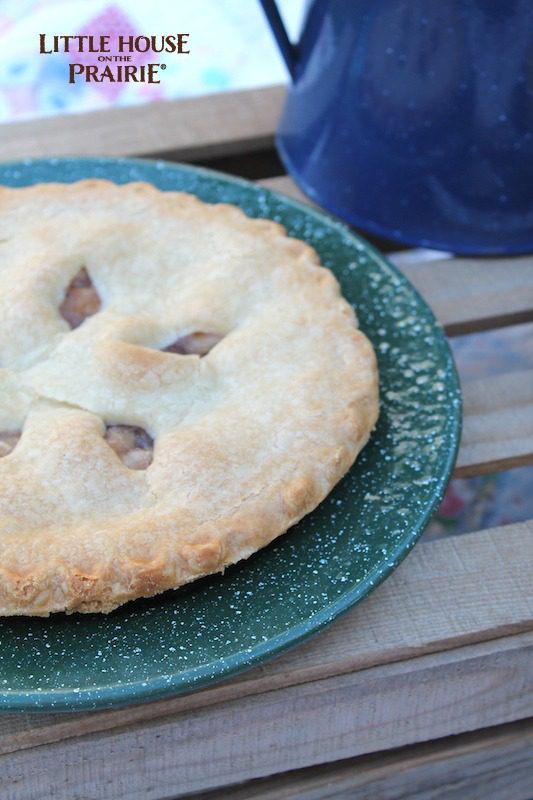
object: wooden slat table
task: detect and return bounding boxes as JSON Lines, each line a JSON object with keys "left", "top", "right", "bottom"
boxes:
{"left": 1, "top": 85, "right": 532, "bottom": 800}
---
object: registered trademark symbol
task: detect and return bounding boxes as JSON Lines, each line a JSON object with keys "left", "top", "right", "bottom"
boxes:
{"left": 160, "top": 63, "right": 166, "bottom": 70}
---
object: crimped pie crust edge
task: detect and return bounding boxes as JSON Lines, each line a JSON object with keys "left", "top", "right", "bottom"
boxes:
{"left": 0, "top": 179, "right": 379, "bottom": 616}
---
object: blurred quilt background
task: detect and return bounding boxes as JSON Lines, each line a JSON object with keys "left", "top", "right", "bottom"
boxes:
{"left": 0, "top": 0, "right": 305, "bottom": 121}
{"left": 1, "top": 0, "right": 532, "bottom": 537}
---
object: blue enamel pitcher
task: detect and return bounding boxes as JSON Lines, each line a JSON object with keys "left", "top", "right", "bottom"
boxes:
{"left": 260, "top": 0, "right": 533, "bottom": 254}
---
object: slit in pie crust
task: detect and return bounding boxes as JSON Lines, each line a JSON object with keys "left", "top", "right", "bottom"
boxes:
{"left": 0, "top": 179, "right": 379, "bottom": 616}
{"left": 59, "top": 266, "right": 102, "bottom": 329}
{"left": 163, "top": 331, "right": 224, "bottom": 357}
{"left": 104, "top": 424, "right": 154, "bottom": 470}
{"left": 0, "top": 432, "right": 20, "bottom": 459}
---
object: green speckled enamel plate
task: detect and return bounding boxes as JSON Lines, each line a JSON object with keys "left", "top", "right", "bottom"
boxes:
{"left": 0, "top": 158, "right": 461, "bottom": 712}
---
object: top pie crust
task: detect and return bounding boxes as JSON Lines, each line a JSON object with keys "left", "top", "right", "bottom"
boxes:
{"left": 0, "top": 179, "right": 379, "bottom": 616}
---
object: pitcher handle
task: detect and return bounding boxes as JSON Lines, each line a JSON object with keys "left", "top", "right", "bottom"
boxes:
{"left": 258, "top": 0, "right": 297, "bottom": 81}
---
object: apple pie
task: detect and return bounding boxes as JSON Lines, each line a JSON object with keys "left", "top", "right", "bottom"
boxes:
{"left": 0, "top": 179, "right": 379, "bottom": 616}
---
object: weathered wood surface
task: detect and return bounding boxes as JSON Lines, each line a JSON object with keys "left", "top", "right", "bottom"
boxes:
{"left": 400, "top": 256, "right": 533, "bottom": 335}
{"left": 1, "top": 633, "right": 531, "bottom": 799}
{"left": 457, "top": 369, "right": 533, "bottom": 476}
{"left": 192, "top": 719, "right": 533, "bottom": 800}
{"left": 0, "top": 85, "right": 285, "bottom": 163}
{"left": 1, "top": 523, "right": 531, "bottom": 750}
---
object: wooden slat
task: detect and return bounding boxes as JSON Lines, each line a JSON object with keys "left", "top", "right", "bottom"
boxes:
{"left": 0, "top": 86, "right": 285, "bottom": 163}
{"left": 1, "top": 634, "right": 531, "bottom": 799}
{"left": 400, "top": 256, "right": 533, "bottom": 336}
{"left": 456, "top": 369, "right": 533, "bottom": 477}
{"left": 260, "top": 175, "right": 533, "bottom": 335}
{"left": 193, "top": 719, "right": 533, "bottom": 800}
{"left": 0, "top": 523, "right": 531, "bottom": 757}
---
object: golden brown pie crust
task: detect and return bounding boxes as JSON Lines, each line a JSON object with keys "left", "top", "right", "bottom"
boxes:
{"left": 0, "top": 179, "right": 379, "bottom": 616}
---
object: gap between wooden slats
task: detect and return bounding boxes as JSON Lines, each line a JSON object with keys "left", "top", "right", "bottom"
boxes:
{"left": 1, "top": 634, "right": 531, "bottom": 800}
{"left": 190, "top": 719, "right": 533, "bottom": 800}
{"left": 0, "top": 521, "right": 530, "bottom": 758}
{"left": 457, "top": 369, "right": 533, "bottom": 476}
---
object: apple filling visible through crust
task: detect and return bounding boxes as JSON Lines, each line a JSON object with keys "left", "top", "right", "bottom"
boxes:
{"left": 39, "top": 271, "right": 221, "bottom": 471}
{"left": 104, "top": 425, "right": 154, "bottom": 470}
{"left": 57, "top": 270, "right": 220, "bottom": 470}
{"left": 102, "top": 334, "right": 223, "bottom": 470}
{"left": 59, "top": 267, "right": 101, "bottom": 329}
{"left": 0, "top": 180, "right": 381, "bottom": 617}
{"left": 163, "top": 331, "right": 223, "bottom": 356}
{"left": 0, "top": 427, "right": 154, "bottom": 469}
{"left": 59, "top": 269, "right": 222, "bottom": 356}
{"left": 0, "top": 433, "right": 20, "bottom": 458}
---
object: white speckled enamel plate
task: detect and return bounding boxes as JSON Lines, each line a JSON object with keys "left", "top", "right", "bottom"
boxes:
{"left": 0, "top": 158, "right": 461, "bottom": 712}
